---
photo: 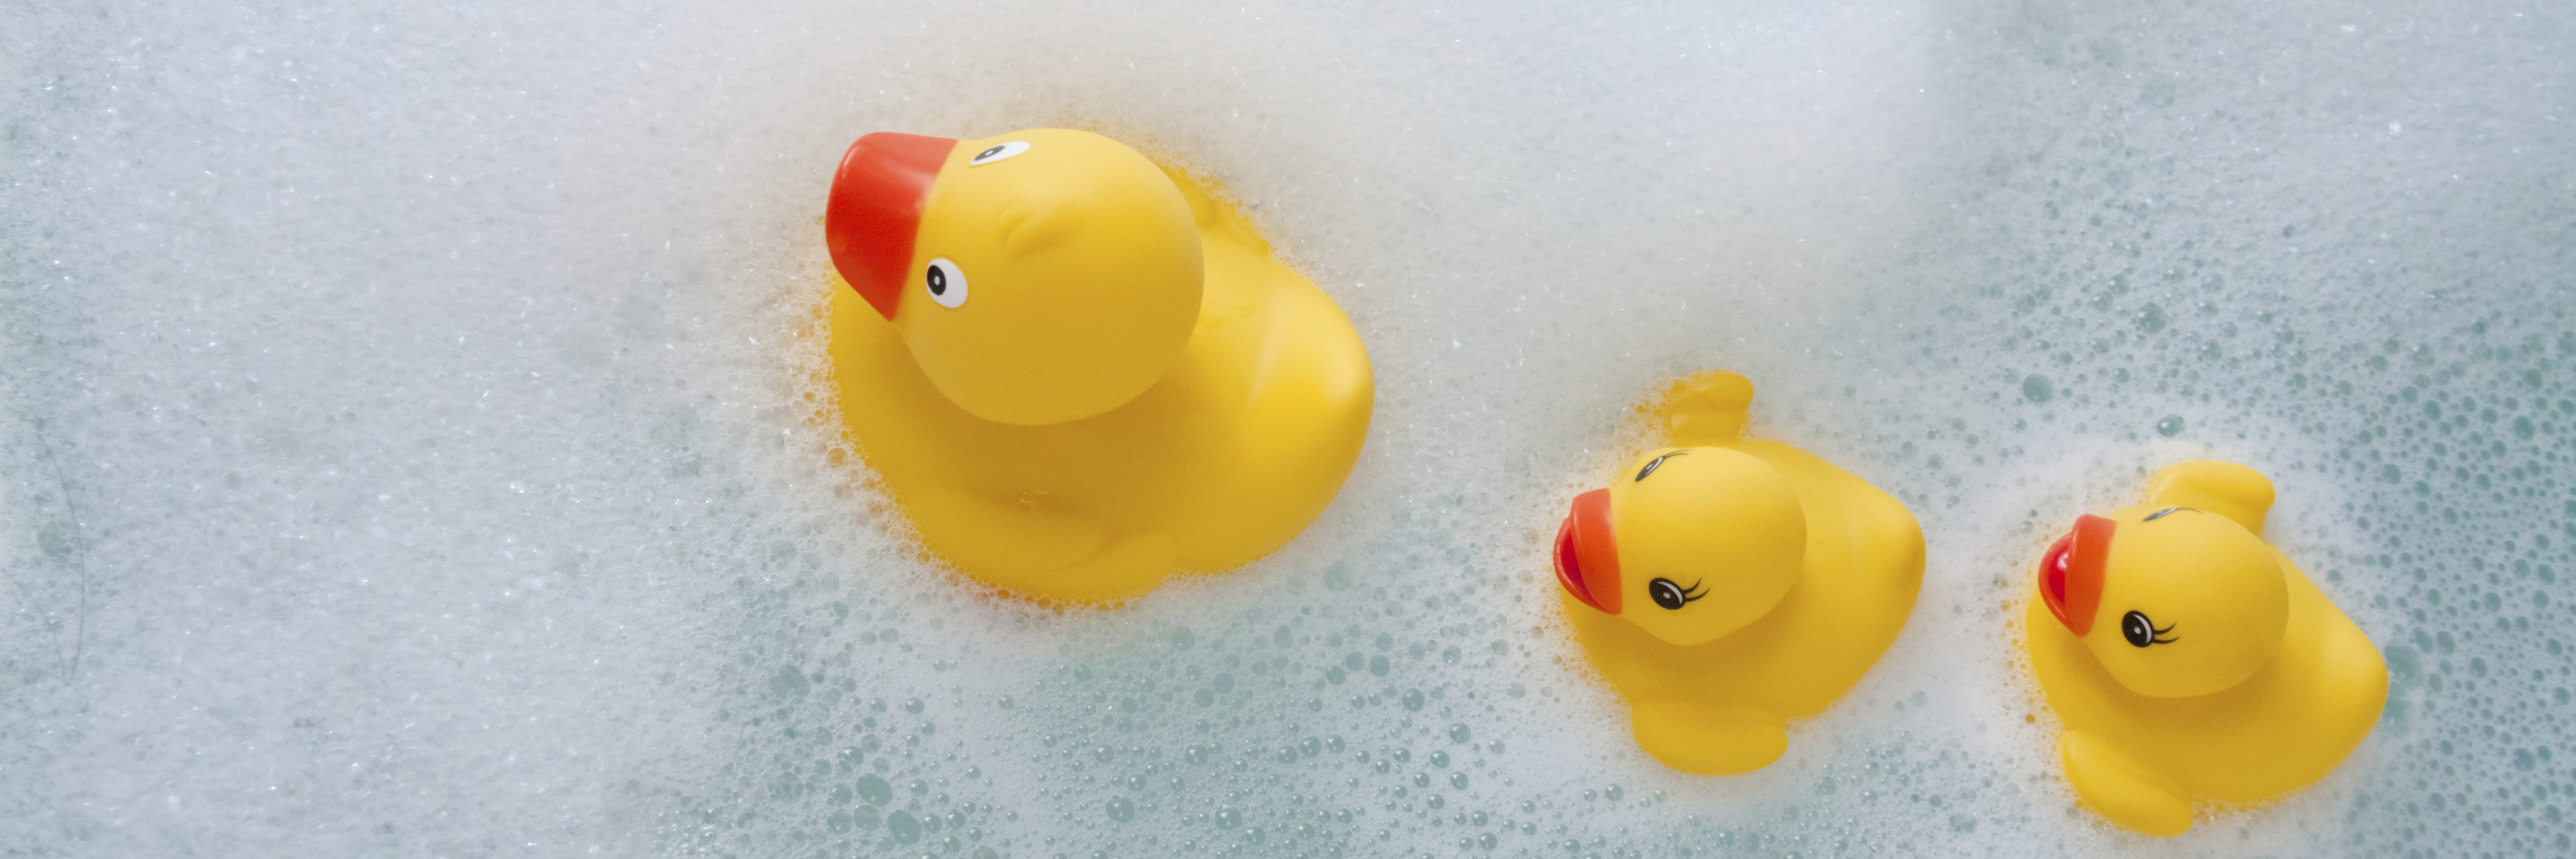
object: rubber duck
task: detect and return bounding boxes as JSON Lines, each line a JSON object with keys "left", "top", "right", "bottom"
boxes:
{"left": 1552, "top": 371, "right": 1923, "bottom": 775}
{"left": 2024, "top": 460, "right": 2387, "bottom": 836}
{"left": 821, "top": 128, "right": 1373, "bottom": 604}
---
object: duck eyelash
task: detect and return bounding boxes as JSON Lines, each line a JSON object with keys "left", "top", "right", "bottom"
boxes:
{"left": 1679, "top": 580, "right": 1707, "bottom": 602}
{"left": 2150, "top": 621, "right": 2177, "bottom": 645}
{"left": 2143, "top": 507, "right": 2193, "bottom": 522}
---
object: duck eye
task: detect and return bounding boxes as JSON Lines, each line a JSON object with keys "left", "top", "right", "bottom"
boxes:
{"left": 1647, "top": 578, "right": 1706, "bottom": 610}
{"left": 1647, "top": 578, "right": 1688, "bottom": 610}
{"left": 924, "top": 258, "right": 968, "bottom": 308}
{"left": 2143, "top": 507, "right": 2188, "bottom": 522}
{"left": 2118, "top": 610, "right": 2177, "bottom": 647}
{"left": 968, "top": 141, "right": 1030, "bottom": 166}
{"left": 1635, "top": 451, "right": 1684, "bottom": 482}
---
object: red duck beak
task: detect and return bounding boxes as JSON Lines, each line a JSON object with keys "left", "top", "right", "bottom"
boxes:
{"left": 825, "top": 132, "right": 959, "bottom": 320}
{"left": 1553, "top": 489, "right": 1623, "bottom": 614}
{"left": 2039, "top": 514, "right": 2116, "bottom": 636}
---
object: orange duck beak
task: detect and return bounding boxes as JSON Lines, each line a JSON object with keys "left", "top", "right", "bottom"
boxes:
{"left": 2039, "top": 514, "right": 2115, "bottom": 635}
{"left": 1553, "top": 489, "right": 1623, "bottom": 614}
{"left": 824, "top": 132, "right": 958, "bottom": 320}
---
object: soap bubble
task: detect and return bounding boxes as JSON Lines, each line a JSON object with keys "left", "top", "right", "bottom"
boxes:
{"left": 2021, "top": 375, "right": 2055, "bottom": 404}
{"left": 855, "top": 775, "right": 894, "bottom": 806}
{"left": 886, "top": 810, "right": 922, "bottom": 844}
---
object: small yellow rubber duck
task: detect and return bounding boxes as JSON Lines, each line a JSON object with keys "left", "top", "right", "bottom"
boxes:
{"left": 821, "top": 128, "right": 1373, "bottom": 604}
{"left": 2025, "top": 460, "right": 2387, "bottom": 836}
{"left": 1552, "top": 371, "right": 1923, "bottom": 775}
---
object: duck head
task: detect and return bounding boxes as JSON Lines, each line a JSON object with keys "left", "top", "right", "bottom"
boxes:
{"left": 826, "top": 128, "right": 1203, "bottom": 425}
{"left": 1552, "top": 447, "right": 1807, "bottom": 646}
{"left": 2038, "top": 495, "right": 2289, "bottom": 698}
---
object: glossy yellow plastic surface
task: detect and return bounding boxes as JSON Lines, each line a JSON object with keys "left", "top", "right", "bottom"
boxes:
{"left": 895, "top": 129, "right": 1203, "bottom": 426}
{"left": 826, "top": 129, "right": 1373, "bottom": 604}
{"left": 1560, "top": 371, "right": 1924, "bottom": 775}
{"left": 2024, "top": 461, "right": 2388, "bottom": 836}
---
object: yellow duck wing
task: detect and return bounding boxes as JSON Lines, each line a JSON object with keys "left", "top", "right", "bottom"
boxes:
{"left": 1146, "top": 168, "right": 1374, "bottom": 572}
{"left": 2187, "top": 549, "right": 2388, "bottom": 804}
{"left": 827, "top": 283, "right": 1106, "bottom": 566}
{"left": 1706, "top": 437, "right": 1926, "bottom": 718}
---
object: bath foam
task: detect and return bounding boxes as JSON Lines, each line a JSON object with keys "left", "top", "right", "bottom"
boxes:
{"left": 1, "top": 0, "right": 2570, "bottom": 856}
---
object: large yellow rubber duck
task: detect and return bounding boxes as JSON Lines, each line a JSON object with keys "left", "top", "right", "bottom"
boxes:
{"left": 821, "top": 128, "right": 1373, "bottom": 604}
{"left": 1552, "top": 371, "right": 1923, "bottom": 775}
{"left": 2024, "top": 460, "right": 2387, "bottom": 836}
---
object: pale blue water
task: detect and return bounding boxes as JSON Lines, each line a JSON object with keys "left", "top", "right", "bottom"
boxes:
{"left": 3, "top": 1, "right": 2569, "bottom": 856}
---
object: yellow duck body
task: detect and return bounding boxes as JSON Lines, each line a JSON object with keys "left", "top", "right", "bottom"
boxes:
{"left": 1554, "top": 371, "right": 1923, "bottom": 775}
{"left": 2024, "top": 460, "right": 2387, "bottom": 836}
{"left": 823, "top": 129, "right": 1372, "bottom": 604}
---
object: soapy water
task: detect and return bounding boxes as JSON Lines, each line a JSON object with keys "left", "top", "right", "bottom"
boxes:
{"left": 2, "top": 0, "right": 2569, "bottom": 856}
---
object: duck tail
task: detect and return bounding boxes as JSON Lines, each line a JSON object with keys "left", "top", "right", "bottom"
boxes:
{"left": 2146, "top": 460, "right": 2276, "bottom": 533}
{"left": 1653, "top": 371, "right": 1755, "bottom": 446}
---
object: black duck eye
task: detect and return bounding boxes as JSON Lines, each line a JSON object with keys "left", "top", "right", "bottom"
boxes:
{"left": 2143, "top": 507, "right": 2189, "bottom": 522}
{"left": 924, "top": 258, "right": 967, "bottom": 308}
{"left": 968, "top": 141, "right": 1030, "bottom": 166}
{"left": 1646, "top": 578, "right": 1704, "bottom": 610}
{"left": 2120, "top": 610, "right": 2177, "bottom": 647}
{"left": 1635, "top": 451, "right": 1685, "bottom": 482}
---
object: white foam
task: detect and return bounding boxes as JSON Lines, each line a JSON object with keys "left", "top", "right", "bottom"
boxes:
{"left": 3, "top": 0, "right": 2571, "bottom": 856}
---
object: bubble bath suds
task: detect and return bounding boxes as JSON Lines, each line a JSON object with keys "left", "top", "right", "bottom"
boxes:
{"left": 3, "top": 1, "right": 2570, "bottom": 856}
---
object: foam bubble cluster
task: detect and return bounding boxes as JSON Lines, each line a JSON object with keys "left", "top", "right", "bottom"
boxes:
{"left": 3, "top": 0, "right": 2569, "bottom": 856}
